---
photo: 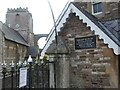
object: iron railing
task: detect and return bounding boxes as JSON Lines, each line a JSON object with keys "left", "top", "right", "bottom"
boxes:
{"left": 1, "top": 59, "right": 49, "bottom": 89}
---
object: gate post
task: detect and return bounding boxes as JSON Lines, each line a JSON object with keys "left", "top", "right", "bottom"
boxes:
{"left": 60, "top": 54, "right": 70, "bottom": 88}
{"left": 48, "top": 55, "right": 55, "bottom": 88}
{"left": 48, "top": 54, "right": 70, "bottom": 88}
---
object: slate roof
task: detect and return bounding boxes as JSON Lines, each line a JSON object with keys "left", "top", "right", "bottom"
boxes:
{"left": 101, "top": 19, "right": 120, "bottom": 42}
{"left": 0, "top": 22, "right": 29, "bottom": 46}
{"left": 73, "top": 2, "right": 120, "bottom": 47}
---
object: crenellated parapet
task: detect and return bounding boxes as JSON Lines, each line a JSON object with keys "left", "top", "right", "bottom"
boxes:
{"left": 7, "top": 7, "right": 28, "bottom": 13}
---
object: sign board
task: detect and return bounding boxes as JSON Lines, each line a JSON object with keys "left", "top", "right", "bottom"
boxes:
{"left": 75, "top": 36, "right": 96, "bottom": 49}
{"left": 19, "top": 68, "right": 27, "bottom": 88}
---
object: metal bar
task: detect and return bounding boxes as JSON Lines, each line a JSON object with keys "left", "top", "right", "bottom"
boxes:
{"left": 48, "top": 63, "right": 49, "bottom": 88}
{"left": 16, "top": 66, "right": 18, "bottom": 88}
{"left": 47, "top": 1, "right": 58, "bottom": 88}
{"left": 3, "top": 74, "right": 5, "bottom": 89}
{"left": 11, "top": 71, "right": 13, "bottom": 89}
{"left": 54, "top": 62, "right": 56, "bottom": 88}
{"left": 29, "top": 62, "right": 32, "bottom": 89}
{"left": 42, "top": 64, "right": 44, "bottom": 88}
{"left": 2, "top": 67, "right": 6, "bottom": 89}
{"left": 36, "top": 63, "right": 39, "bottom": 88}
{"left": 47, "top": 0, "right": 58, "bottom": 46}
{"left": 11, "top": 67, "right": 14, "bottom": 89}
{"left": 17, "top": 66, "right": 20, "bottom": 88}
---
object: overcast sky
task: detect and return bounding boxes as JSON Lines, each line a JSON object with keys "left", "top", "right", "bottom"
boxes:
{"left": 0, "top": 0, "right": 73, "bottom": 48}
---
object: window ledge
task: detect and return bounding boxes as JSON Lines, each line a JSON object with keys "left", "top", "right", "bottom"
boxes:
{"left": 92, "top": 12, "right": 103, "bottom": 15}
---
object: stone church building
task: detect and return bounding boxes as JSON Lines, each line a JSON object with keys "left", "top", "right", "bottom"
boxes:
{"left": 0, "top": 7, "right": 48, "bottom": 89}
{"left": 0, "top": 7, "right": 42, "bottom": 66}
{"left": 41, "top": 1, "right": 120, "bottom": 88}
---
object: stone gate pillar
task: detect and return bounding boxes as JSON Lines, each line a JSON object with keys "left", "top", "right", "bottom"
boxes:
{"left": 57, "top": 54, "right": 70, "bottom": 88}
{"left": 49, "top": 55, "right": 55, "bottom": 88}
{"left": 46, "top": 36, "right": 70, "bottom": 88}
{"left": 48, "top": 54, "right": 70, "bottom": 88}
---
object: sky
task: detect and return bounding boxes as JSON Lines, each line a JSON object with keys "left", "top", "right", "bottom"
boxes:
{"left": 0, "top": 0, "right": 73, "bottom": 48}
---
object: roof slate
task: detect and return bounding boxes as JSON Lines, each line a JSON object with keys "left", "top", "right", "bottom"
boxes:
{"left": 1, "top": 22, "right": 29, "bottom": 46}
{"left": 101, "top": 19, "right": 120, "bottom": 41}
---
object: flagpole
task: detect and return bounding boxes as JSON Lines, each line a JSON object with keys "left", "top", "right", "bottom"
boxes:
{"left": 47, "top": 0, "right": 57, "bottom": 88}
{"left": 47, "top": 0, "right": 58, "bottom": 46}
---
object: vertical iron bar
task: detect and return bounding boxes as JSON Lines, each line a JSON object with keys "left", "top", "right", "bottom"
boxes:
{"left": 11, "top": 67, "right": 14, "bottom": 89}
{"left": 40, "top": 64, "right": 42, "bottom": 88}
{"left": 36, "top": 63, "right": 39, "bottom": 88}
{"left": 29, "top": 62, "right": 32, "bottom": 89}
{"left": 17, "top": 66, "right": 20, "bottom": 88}
{"left": 54, "top": 62, "right": 56, "bottom": 88}
{"left": 42, "top": 63, "right": 44, "bottom": 88}
{"left": 3, "top": 73, "right": 5, "bottom": 89}
{"left": 11, "top": 71, "right": 13, "bottom": 89}
{"left": 43, "top": 66, "right": 44, "bottom": 88}
{"left": 2, "top": 67, "right": 6, "bottom": 89}
{"left": 16, "top": 65, "right": 18, "bottom": 88}
{"left": 48, "top": 63, "right": 49, "bottom": 88}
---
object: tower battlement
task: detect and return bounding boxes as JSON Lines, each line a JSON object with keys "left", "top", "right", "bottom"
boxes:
{"left": 7, "top": 7, "right": 28, "bottom": 13}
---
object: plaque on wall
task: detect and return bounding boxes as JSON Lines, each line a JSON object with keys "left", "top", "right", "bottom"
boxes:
{"left": 75, "top": 36, "right": 96, "bottom": 49}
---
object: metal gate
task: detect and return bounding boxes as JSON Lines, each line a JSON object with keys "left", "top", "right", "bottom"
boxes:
{"left": 1, "top": 59, "right": 49, "bottom": 89}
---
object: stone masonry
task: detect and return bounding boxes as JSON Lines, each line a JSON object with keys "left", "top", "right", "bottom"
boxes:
{"left": 73, "top": 2, "right": 119, "bottom": 20}
{"left": 0, "top": 30, "right": 3, "bottom": 63}
{"left": 47, "top": 12, "right": 119, "bottom": 88}
{"left": 6, "top": 7, "right": 34, "bottom": 46}
{"left": 0, "top": 29, "right": 4, "bottom": 67}
{"left": 0, "top": 30, "right": 4, "bottom": 90}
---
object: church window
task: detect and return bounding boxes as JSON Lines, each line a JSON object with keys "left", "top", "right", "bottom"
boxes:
{"left": 4, "top": 46, "right": 8, "bottom": 57}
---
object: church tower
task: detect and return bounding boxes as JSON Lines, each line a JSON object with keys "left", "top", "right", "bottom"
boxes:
{"left": 6, "top": 7, "right": 34, "bottom": 46}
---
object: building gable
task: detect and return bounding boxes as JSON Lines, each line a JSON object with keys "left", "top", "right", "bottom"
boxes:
{"left": 47, "top": 12, "right": 119, "bottom": 88}
{"left": 41, "top": 2, "right": 120, "bottom": 56}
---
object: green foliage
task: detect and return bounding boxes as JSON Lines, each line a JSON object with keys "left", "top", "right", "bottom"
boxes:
{"left": 40, "top": 54, "right": 49, "bottom": 64}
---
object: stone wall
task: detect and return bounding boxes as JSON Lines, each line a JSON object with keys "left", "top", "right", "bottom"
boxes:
{"left": 4, "top": 40, "right": 27, "bottom": 64}
{"left": 48, "top": 13, "right": 119, "bottom": 88}
{"left": 0, "top": 30, "right": 3, "bottom": 63}
{"left": 55, "top": 55, "right": 70, "bottom": 88}
{"left": 0, "top": 33, "right": 2, "bottom": 90}
{"left": 73, "top": 2, "right": 120, "bottom": 20}
{"left": 0, "top": 30, "right": 4, "bottom": 69}
{"left": 0, "top": 30, "right": 3, "bottom": 90}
